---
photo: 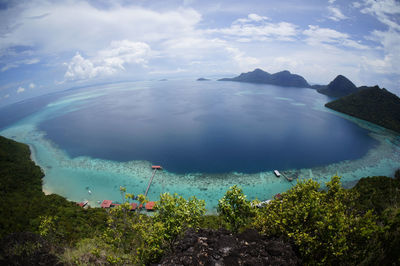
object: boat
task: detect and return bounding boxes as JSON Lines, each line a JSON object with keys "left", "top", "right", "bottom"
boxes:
{"left": 274, "top": 170, "right": 281, "bottom": 177}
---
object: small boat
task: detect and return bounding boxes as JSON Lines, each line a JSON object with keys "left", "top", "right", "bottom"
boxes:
{"left": 88, "top": 190, "right": 92, "bottom": 195}
{"left": 274, "top": 170, "right": 281, "bottom": 177}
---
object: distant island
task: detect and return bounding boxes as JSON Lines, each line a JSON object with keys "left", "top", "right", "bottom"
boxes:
{"left": 312, "top": 75, "right": 360, "bottom": 98}
{"left": 325, "top": 86, "right": 400, "bottom": 133}
{"left": 218, "top": 68, "right": 310, "bottom": 88}
{"left": 197, "top": 78, "right": 210, "bottom": 81}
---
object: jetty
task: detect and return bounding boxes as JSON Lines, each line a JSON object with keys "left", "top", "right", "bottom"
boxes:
{"left": 281, "top": 172, "right": 293, "bottom": 182}
{"left": 273, "top": 170, "right": 293, "bottom": 182}
{"left": 144, "top": 165, "right": 163, "bottom": 197}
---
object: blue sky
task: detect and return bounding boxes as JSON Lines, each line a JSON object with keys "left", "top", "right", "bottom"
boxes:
{"left": 0, "top": 0, "right": 400, "bottom": 106}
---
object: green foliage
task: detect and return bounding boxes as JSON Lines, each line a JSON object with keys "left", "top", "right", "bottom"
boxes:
{"left": 153, "top": 192, "right": 206, "bottom": 244}
{"left": 325, "top": 86, "right": 400, "bottom": 133}
{"left": 352, "top": 176, "right": 400, "bottom": 264}
{"left": 199, "top": 215, "right": 224, "bottom": 229}
{"left": 3, "top": 135, "right": 400, "bottom": 265}
{"left": 253, "top": 176, "right": 380, "bottom": 265}
{"left": 217, "top": 185, "right": 255, "bottom": 232}
{"left": 0, "top": 136, "right": 108, "bottom": 243}
{"left": 352, "top": 176, "right": 400, "bottom": 214}
{"left": 133, "top": 215, "right": 166, "bottom": 264}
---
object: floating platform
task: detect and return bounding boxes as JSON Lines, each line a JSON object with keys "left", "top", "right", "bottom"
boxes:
{"left": 274, "top": 170, "right": 281, "bottom": 177}
{"left": 152, "top": 165, "right": 163, "bottom": 169}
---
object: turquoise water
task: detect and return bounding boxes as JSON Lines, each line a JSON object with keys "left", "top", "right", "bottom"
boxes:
{"left": 1, "top": 81, "right": 399, "bottom": 212}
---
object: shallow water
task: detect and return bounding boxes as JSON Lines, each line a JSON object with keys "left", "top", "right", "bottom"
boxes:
{"left": 1, "top": 80, "right": 399, "bottom": 212}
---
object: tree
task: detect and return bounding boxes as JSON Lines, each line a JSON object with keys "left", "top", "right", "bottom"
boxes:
{"left": 153, "top": 192, "right": 206, "bottom": 245}
{"left": 253, "top": 176, "right": 380, "bottom": 265}
{"left": 217, "top": 185, "right": 255, "bottom": 233}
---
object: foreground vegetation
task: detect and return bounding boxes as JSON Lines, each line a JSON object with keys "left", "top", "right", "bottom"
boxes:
{"left": 0, "top": 135, "right": 399, "bottom": 265}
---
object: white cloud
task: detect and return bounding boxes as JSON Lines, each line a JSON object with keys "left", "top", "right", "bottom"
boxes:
{"left": 0, "top": 2, "right": 201, "bottom": 55}
{"left": 17, "top": 87, "right": 25, "bottom": 93}
{"left": 1, "top": 58, "right": 40, "bottom": 72}
{"left": 358, "top": 0, "right": 400, "bottom": 74}
{"left": 328, "top": 6, "right": 348, "bottom": 21}
{"left": 328, "top": 0, "right": 336, "bottom": 4}
{"left": 159, "top": 36, "right": 259, "bottom": 73}
{"left": 29, "top": 82, "right": 35, "bottom": 89}
{"left": 361, "top": 0, "right": 400, "bottom": 31}
{"left": 303, "top": 25, "right": 368, "bottom": 49}
{"left": 208, "top": 14, "right": 298, "bottom": 42}
{"left": 234, "top": 13, "right": 269, "bottom": 24}
{"left": 64, "top": 40, "right": 151, "bottom": 81}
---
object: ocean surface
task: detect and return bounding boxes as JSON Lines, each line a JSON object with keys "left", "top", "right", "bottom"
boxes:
{"left": 1, "top": 80, "right": 399, "bottom": 211}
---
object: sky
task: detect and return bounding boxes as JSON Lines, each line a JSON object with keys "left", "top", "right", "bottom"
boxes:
{"left": 0, "top": 0, "right": 400, "bottom": 106}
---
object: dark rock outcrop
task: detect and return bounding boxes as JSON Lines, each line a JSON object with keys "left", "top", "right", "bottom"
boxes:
{"left": 159, "top": 228, "right": 300, "bottom": 265}
{"left": 219, "top": 68, "right": 309, "bottom": 88}
{"left": 325, "top": 86, "right": 400, "bottom": 133}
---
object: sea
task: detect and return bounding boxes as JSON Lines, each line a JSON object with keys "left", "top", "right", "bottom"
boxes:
{"left": 1, "top": 80, "right": 399, "bottom": 211}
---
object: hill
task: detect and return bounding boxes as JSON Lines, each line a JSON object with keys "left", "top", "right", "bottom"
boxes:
{"left": 312, "top": 75, "right": 359, "bottom": 97}
{"left": 197, "top": 77, "right": 210, "bottom": 81}
{"left": 325, "top": 86, "right": 400, "bottom": 133}
{"left": 219, "top": 68, "right": 310, "bottom": 88}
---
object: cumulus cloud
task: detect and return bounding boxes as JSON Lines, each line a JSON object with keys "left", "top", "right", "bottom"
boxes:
{"left": 64, "top": 40, "right": 151, "bottom": 81}
{"left": 303, "top": 25, "right": 368, "bottom": 49}
{"left": 16, "top": 86, "right": 25, "bottom": 93}
{"left": 29, "top": 82, "right": 35, "bottom": 89}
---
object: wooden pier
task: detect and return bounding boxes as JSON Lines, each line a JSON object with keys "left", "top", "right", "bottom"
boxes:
{"left": 281, "top": 172, "right": 293, "bottom": 182}
{"left": 144, "top": 165, "right": 162, "bottom": 197}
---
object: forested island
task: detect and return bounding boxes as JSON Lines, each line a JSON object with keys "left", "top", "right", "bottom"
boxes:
{"left": 219, "top": 68, "right": 310, "bottom": 88}
{"left": 325, "top": 86, "right": 400, "bottom": 133}
{"left": 312, "top": 75, "right": 360, "bottom": 98}
{"left": 1, "top": 135, "right": 400, "bottom": 265}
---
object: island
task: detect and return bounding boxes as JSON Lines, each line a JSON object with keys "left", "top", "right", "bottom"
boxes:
{"left": 312, "top": 75, "right": 360, "bottom": 98}
{"left": 197, "top": 78, "right": 210, "bottom": 81}
{"left": 325, "top": 86, "right": 400, "bottom": 133}
{"left": 218, "top": 68, "right": 310, "bottom": 88}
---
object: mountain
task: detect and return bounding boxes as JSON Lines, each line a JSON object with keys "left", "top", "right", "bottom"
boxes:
{"left": 313, "top": 75, "right": 359, "bottom": 98}
{"left": 325, "top": 86, "right": 400, "bottom": 133}
{"left": 197, "top": 77, "right": 210, "bottom": 81}
{"left": 218, "top": 68, "right": 310, "bottom": 88}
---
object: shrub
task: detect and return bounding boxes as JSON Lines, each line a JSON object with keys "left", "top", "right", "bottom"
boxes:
{"left": 253, "top": 176, "right": 381, "bottom": 265}
{"left": 217, "top": 185, "right": 255, "bottom": 233}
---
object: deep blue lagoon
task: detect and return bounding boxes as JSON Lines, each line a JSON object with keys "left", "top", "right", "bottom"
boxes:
{"left": 37, "top": 80, "right": 376, "bottom": 174}
{"left": 2, "top": 80, "right": 399, "bottom": 210}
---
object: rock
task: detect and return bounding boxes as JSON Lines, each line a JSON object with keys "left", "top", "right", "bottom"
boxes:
{"left": 158, "top": 228, "right": 300, "bottom": 265}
